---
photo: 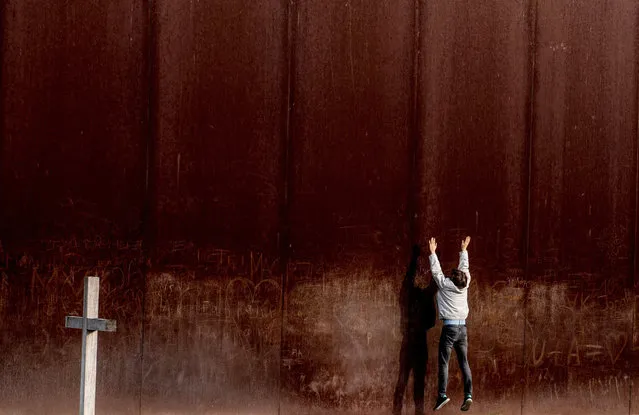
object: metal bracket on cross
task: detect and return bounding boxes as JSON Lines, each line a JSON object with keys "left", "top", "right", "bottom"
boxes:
{"left": 65, "top": 276, "right": 117, "bottom": 415}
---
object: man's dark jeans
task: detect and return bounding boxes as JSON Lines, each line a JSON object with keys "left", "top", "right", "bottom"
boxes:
{"left": 438, "top": 325, "right": 472, "bottom": 398}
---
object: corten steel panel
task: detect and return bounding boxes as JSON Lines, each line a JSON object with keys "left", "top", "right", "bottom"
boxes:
{"left": 141, "top": 266, "right": 283, "bottom": 414}
{"left": 0, "top": 1, "right": 148, "bottom": 245}
{"left": 0, "top": 1, "right": 147, "bottom": 414}
{"left": 153, "top": 0, "right": 285, "bottom": 255}
{"left": 287, "top": 0, "right": 414, "bottom": 265}
{"left": 526, "top": 1, "right": 637, "bottom": 414}
{"left": 147, "top": 1, "right": 287, "bottom": 413}
{"left": 416, "top": 1, "right": 530, "bottom": 411}
{"left": 630, "top": 5, "right": 639, "bottom": 414}
{"left": 0, "top": 247, "right": 145, "bottom": 414}
{"left": 417, "top": 0, "right": 530, "bottom": 275}
{"left": 282, "top": 0, "right": 414, "bottom": 412}
{"left": 634, "top": 278, "right": 639, "bottom": 413}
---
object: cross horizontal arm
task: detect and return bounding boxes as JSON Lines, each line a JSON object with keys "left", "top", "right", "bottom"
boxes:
{"left": 65, "top": 316, "right": 117, "bottom": 332}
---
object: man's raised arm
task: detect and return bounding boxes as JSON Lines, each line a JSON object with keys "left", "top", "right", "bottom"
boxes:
{"left": 428, "top": 237, "right": 447, "bottom": 288}
{"left": 458, "top": 236, "right": 471, "bottom": 277}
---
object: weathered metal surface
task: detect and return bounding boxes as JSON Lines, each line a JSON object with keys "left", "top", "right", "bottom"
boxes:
{"left": 0, "top": 2, "right": 147, "bottom": 413}
{"left": 0, "top": 0, "right": 148, "bottom": 245}
{"left": 415, "top": 1, "right": 531, "bottom": 411}
{"left": 280, "top": 0, "right": 416, "bottom": 412}
{"left": 145, "top": 0, "right": 288, "bottom": 412}
{"left": 287, "top": 0, "right": 414, "bottom": 265}
{"left": 526, "top": 1, "right": 638, "bottom": 413}
{"left": 417, "top": 0, "right": 530, "bottom": 275}
{"left": 152, "top": 0, "right": 286, "bottom": 255}
{"left": 0, "top": 0, "right": 638, "bottom": 414}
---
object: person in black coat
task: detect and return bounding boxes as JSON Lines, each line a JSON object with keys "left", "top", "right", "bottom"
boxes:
{"left": 392, "top": 244, "right": 438, "bottom": 415}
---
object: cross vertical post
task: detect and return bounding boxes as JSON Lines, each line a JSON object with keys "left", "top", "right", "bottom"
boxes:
{"left": 65, "top": 276, "right": 116, "bottom": 415}
{"left": 80, "top": 276, "right": 99, "bottom": 415}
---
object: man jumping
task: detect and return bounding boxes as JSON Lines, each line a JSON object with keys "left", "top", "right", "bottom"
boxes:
{"left": 429, "top": 236, "right": 473, "bottom": 412}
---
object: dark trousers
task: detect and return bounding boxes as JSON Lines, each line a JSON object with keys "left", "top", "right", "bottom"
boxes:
{"left": 393, "top": 334, "right": 427, "bottom": 415}
{"left": 438, "top": 325, "right": 472, "bottom": 398}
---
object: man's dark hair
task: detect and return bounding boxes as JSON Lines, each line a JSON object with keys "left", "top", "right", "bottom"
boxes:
{"left": 450, "top": 268, "right": 468, "bottom": 289}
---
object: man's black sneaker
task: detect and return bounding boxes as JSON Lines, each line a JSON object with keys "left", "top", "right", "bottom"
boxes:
{"left": 433, "top": 396, "right": 450, "bottom": 411}
{"left": 461, "top": 397, "right": 473, "bottom": 411}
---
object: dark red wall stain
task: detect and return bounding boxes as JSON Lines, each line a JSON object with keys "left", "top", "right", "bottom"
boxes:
{"left": 417, "top": 0, "right": 530, "bottom": 274}
{"left": 526, "top": 2, "right": 637, "bottom": 413}
{"left": 0, "top": 0, "right": 148, "bottom": 244}
{"left": 288, "top": 0, "right": 414, "bottom": 265}
{"left": 0, "top": 1, "right": 147, "bottom": 413}
{"left": 416, "top": 0, "right": 531, "bottom": 405}
{"left": 153, "top": 0, "right": 286, "bottom": 254}
{"left": 147, "top": 1, "right": 288, "bottom": 412}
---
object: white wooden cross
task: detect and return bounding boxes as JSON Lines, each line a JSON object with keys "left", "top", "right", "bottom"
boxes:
{"left": 65, "top": 276, "right": 117, "bottom": 415}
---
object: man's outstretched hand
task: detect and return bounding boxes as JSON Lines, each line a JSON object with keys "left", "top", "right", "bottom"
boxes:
{"left": 461, "top": 236, "right": 471, "bottom": 251}
{"left": 428, "top": 237, "right": 437, "bottom": 255}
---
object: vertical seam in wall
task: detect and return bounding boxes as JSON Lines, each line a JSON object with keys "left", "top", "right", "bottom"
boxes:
{"left": 143, "top": 0, "right": 157, "bottom": 248}
{"left": 522, "top": 0, "right": 539, "bottom": 413}
{"left": 0, "top": 0, "right": 6, "bottom": 237}
{"left": 140, "top": 0, "right": 158, "bottom": 413}
{"left": 278, "top": 0, "right": 296, "bottom": 413}
{"left": 407, "top": 0, "right": 421, "bottom": 246}
{"left": 630, "top": 5, "right": 639, "bottom": 414}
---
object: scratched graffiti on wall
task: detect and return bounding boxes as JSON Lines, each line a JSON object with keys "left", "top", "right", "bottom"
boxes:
{"left": 142, "top": 270, "right": 282, "bottom": 404}
{"left": 0, "top": 240, "right": 144, "bottom": 409}
{"left": 0, "top": 242, "right": 635, "bottom": 413}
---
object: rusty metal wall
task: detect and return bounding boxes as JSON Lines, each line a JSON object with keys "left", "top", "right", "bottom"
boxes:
{"left": 416, "top": 1, "right": 531, "bottom": 411}
{"left": 281, "top": 0, "right": 415, "bottom": 411}
{"left": 527, "top": 1, "right": 638, "bottom": 413}
{"left": 0, "top": 1, "right": 148, "bottom": 243}
{"left": 144, "top": 0, "right": 287, "bottom": 412}
{"left": 287, "top": 0, "right": 414, "bottom": 264}
{"left": 0, "top": 0, "right": 148, "bottom": 413}
{"left": 0, "top": 0, "right": 638, "bottom": 414}
{"left": 151, "top": 0, "right": 286, "bottom": 253}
